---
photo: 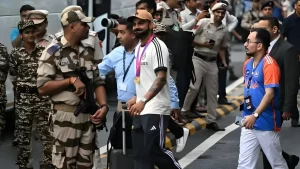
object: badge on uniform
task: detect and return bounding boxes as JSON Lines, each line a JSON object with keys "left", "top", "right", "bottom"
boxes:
{"left": 244, "top": 95, "right": 253, "bottom": 110}
{"left": 47, "top": 44, "right": 61, "bottom": 55}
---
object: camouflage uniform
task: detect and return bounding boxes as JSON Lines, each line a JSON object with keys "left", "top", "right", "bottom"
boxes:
{"left": 54, "top": 29, "right": 104, "bottom": 60}
{"left": 0, "top": 43, "right": 9, "bottom": 142}
{"left": 37, "top": 35, "right": 104, "bottom": 168}
{"left": 36, "top": 32, "right": 55, "bottom": 47}
{"left": 8, "top": 45, "right": 52, "bottom": 168}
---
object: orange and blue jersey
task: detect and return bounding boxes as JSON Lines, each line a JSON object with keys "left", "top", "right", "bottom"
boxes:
{"left": 243, "top": 55, "right": 281, "bottom": 131}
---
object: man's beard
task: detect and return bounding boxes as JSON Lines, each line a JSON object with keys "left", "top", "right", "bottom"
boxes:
{"left": 134, "top": 29, "right": 150, "bottom": 39}
{"left": 246, "top": 52, "right": 255, "bottom": 57}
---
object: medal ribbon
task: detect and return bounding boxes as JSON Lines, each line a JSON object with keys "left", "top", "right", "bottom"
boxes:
{"left": 135, "top": 34, "right": 154, "bottom": 78}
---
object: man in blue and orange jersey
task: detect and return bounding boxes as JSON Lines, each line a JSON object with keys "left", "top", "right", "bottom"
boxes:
{"left": 237, "top": 28, "right": 288, "bottom": 169}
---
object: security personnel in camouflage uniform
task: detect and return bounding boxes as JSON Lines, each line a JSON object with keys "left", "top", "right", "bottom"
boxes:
{"left": 53, "top": 5, "right": 105, "bottom": 168}
{"left": 0, "top": 43, "right": 9, "bottom": 145}
{"left": 37, "top": 7, "right": 108, "bottom": 169}
{"left": 8, "top": 20, "right": 52, "bottom": 169}
{"left": 27, "top": 10, "right": 55, "bottom": 47}
{"left": 27, "top": 9, "right": 54, "bottom": 168}
{"left": 54, "top": 6, "right": 103, "bottom": 61}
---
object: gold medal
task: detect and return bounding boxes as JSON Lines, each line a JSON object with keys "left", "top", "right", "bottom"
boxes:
{"left": 134, "top": 77, "right": 140, "bottom": 84}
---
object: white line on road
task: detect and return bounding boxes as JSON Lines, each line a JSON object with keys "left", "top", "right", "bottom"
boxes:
{"left": 99, "top": 77, "right": 244, "bottom": 155}
{"left": 178, "top": 123, "right": 240, "bottom": 168}
{"left": 226, "top": 76, "right": 244, "bottom": 93}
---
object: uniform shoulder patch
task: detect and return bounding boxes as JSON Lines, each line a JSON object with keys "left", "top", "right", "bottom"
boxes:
{"left": 55, "top": 31, "right": 63, "bottom": 39}
{"left": 89, "top": 31, "right": 97, "bottom": 37}
{"left": 49, "top": 34, "right": 55, "bottom": 39}
{"left": 47, "top": 43, "right": 62, "bottom": 55}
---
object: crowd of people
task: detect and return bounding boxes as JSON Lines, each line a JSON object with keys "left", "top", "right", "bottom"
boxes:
{"left": 0, "top": 0, "right": 299, "bottom": 169}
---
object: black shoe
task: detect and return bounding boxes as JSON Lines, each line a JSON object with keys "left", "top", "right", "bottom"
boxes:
{"left": 12, "top": 138, "right": 18, "bottom": 147}
{"left": 291, "top": 120, "right": 300, "bottom": 127}
{"left": 218, "top": 97, "right": 232, "bottom": 105}
{"left": 206, "top": 122, "right": 225, "bottom": 131}
{"left": 40, "top": 164, "right": 55, "bottom": 169}
{"left": 190, "top": 111, "right": 206, "bottom": 118}
{"left": 289, "top": 155, "right": 299, "bottom": 169}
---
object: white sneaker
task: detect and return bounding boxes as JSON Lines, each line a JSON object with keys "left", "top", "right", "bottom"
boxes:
{"left": 176, "top": 127, "right": 189, "bottom": 152}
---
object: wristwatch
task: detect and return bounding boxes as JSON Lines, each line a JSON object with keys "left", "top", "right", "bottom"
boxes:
{"left": 253, "top": 112, "right": 259, "bottom": 118}
{"left": 140, "top": 97, "right": 148, "bottom": 105}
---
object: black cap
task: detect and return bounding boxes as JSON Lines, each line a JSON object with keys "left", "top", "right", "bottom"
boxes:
{"left": 261, "top": 1, "right": 274, "bottom": 10}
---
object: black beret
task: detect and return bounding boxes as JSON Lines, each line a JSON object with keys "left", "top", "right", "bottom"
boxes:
{"left": 261, "top": 1, "right": 274, "bottom": 10}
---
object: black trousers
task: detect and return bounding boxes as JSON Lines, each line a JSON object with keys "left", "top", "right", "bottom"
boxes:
{"left": 291, "top": 104, "right": 299, "bottom": 121}
{"left": 217, "top": 49, "right": 230, "bottom": 99}
{"left": 132, "top": 115, "right": 181, "bottom": 169}
{"left": 168, "top": 116, "right": 183, "bottom": 139}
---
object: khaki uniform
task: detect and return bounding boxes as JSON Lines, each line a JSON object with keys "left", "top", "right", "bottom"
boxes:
{"left": 0, "top": 43, "right": 8, "bottom": 141}
{"left": 241, "top": 10, "right": 260, "bottom": 31}
{"left": 182, "top": 18, "right": 228, "bottom": 123}
{"left": 37, "top": 36, "right": 105, "bottom": 169}
{"left": 54, "top": 30, "right": 104, "bottom": 60}
{"left": 8, "top": 45, "right": 52, "bottom": 168}
{"left": 36, "top": 32, "right": 55, "bottom": 47}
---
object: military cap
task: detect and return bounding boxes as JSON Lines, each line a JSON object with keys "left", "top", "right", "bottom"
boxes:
{"left": 127, "top": 10, "right": 153, "bottom": 23}
{"left": 153, "top": 22, "right": 167, "bottom": 34}
{"left": 18, "top": 20, "right": 36, "bottom": 31}
{"left": 211, "top": 2, "right": 227, "bottom": 11}
{"left": 27, "top": 10, "right": 49, "bottom": 24}
{"left": 60, "top": 8, "right": 95, "bottom": 26}
{"left": 60, "top": 5, "right": 83, "bottom": 18}
{"left": 261, "top": 1, "right": 274, "bottom": 10}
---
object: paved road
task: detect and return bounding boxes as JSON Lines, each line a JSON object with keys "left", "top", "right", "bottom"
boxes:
{"left": 0, "top": 43, "right": 254, "bottom": 169}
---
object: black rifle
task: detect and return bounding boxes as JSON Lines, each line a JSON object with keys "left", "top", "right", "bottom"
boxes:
{"left": 63, "top": 67, "right": 108, "bottom": 131}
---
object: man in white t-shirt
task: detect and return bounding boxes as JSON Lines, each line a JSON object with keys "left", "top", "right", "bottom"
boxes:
{"left": 127, "top": 9, "right": 182, "bottom": 169}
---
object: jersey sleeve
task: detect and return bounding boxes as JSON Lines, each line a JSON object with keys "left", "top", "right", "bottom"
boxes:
{"left": 152, "top": 39, "right": 169, "bottom": 73}
{"left": 263, "top": 57, "right": 280, "bottom": 88}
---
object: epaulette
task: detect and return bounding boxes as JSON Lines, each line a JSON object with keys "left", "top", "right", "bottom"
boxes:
{"left": 89, "top": 31, "right": 97, "bottom": 37}
{"left": 49, "top": 34, "right": 55, "bottom": 39}
{"left": 55, "top": 31, "right": 63, "bottom": 39}
{"left": 47, "top": 43, "right": 62, "bottom": 55}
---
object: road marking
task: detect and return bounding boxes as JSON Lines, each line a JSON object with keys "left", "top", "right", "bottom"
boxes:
{"left": 226, "top": 77, "right": 244, "bottom": 93}
{"left": 178, "top": 123, "right": 239, "bottom": 168}
{"left": 98, "top": 77, "right": 244, "bottom": 155}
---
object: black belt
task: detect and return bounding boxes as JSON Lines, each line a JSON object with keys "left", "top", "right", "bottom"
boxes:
{"left": 16, "top": 86, "right": 38, "bottom": 94}
{"left": 194, "top": 52, "right": 217, "bottom": 62}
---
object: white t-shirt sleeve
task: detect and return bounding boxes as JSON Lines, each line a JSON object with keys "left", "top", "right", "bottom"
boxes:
{"left": 151, "top": 38, "right": 169, "bottom": 73}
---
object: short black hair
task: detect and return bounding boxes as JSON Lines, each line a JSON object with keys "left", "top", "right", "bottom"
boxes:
{"left": 118, "top": 18, "right": 133, "bottom": 31}
{"left": 259, "top": 16, "right": 280, "bottom": 31}
{"left": 250, "top": 28, "right": 271, "bottom": 50}
{"left": 136, "top": 0, "right": 157, "bottom": 16}
{"left": 19, "top": 5, "right": 35, "bottom": 14}
{"left": 294, "top": 0, "right": 300, "bottom": 6}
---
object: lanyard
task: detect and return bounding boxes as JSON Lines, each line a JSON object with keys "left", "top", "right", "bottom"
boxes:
{"left": 246, "top": 57, "right": 264, "bottom": 95}
{"left": 135, "top": 34, "right": 154, "bottom": 77}
{"left": 123, "top": 50, "right": 134, "bottom": 82}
